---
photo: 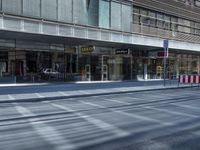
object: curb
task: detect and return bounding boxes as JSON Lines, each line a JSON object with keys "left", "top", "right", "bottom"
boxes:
{"left": 0, "top": 85, "right": 197, "bottom": 103}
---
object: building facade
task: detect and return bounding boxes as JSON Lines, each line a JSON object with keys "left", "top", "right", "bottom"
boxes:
{"left": 0, "top": 0, "right": 200, "bottom": 82}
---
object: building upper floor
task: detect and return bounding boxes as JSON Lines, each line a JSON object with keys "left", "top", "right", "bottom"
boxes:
{"left": 0, "top": 0, "right": 200, "bottom": 48}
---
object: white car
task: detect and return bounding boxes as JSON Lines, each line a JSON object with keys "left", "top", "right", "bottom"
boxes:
{"left": 42, "top": 68, "right": 60, "bottom": 77}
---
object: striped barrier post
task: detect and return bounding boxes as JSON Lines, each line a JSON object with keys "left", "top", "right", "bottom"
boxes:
{"left": 178, "top": 75, "right": 200, "bottom": 87}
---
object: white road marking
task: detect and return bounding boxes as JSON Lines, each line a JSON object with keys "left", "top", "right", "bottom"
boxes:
{"left": 35, "top": 93, "right": 45, "bottom": 98}
{"left": 58, "top": 91, "right": 69, "bottom": 96}
{"left": 105, "top": 99, "right": 131, "bottom": 105}
{"left": 114, "top": 110, "right": 173, "bottom": 126}
{"left": 145, "top": 106, "right": 198, "bottom": 118}
{"left": 80, "top": 101, "right": 173, "bottom": 126}
{"left": 51, "top": 103, "right": 129, "bottom": 137}
{"left": 8, "top": 95, "right": 15, "bottom": 100}
{"left": 15, "top": 105, "right": 75, "bottom": 150}
{"left": 80, "top": 101, "right": 105, "bottom": 108}
{"left": 172, "top": 103, "right": 200, "bottom": 110}
{"left": 78, "top": 90, "right": 91, "bottom": 94}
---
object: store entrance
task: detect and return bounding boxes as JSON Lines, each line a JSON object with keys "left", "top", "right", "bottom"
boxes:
{"left": 79, "top": 54, "right": 101, "bottom": 81}
{"left": 108, "top": 55, "right": 132, "bottom": 80}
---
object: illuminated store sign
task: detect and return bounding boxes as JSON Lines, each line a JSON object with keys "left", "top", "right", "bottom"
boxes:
{"left": 81, "top": 46, "right": 95, "bottom": 53}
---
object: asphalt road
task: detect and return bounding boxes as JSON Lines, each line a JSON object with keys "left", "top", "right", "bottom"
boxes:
{"left": 0, "top": 87, "right": 200, "bottom": 150}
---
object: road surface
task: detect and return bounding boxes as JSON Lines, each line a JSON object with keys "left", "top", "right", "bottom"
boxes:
{"left": 0, "top": 87, "right": 200, "bottom": 150}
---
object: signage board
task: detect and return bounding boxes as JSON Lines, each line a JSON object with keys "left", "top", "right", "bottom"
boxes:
{"left": 81, "top": 46, "right": 95, "bottom": 53}
{"left": 163, "top": 39, "right": 169, "bottom": 58}
{"left": 64, "top": 47, "right": 76, "bottom": 53}
{"left": 115, "top": 49, "right": 129, "bottom": 55}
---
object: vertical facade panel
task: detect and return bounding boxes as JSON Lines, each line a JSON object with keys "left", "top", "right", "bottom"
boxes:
{"left": 58, "top": 0, "right": 72, "bottom": 23}
{"left": 41, "top": 0, "right": 57, "bottom": 20}
{"left": 99, "top": 0, "right": 110, "bottom": 29}
{"left": 4, "top": 17, "right": 21, "bottom": 31}
{"left": 122, "top": 4, "right": 132, "bottom": 32}
{"left": 23, "top": 0, "right": 41, "bottom": 18}
{"left": 2, "top": 0, "right": 22, "bottom": 15}
{"left": 88, "top": 0, "right": 99, "bottom": 26}
{"left": 111, "top": 2, "right": 122, "bottom": 31}
{"left": 24, "top": 20, "right": 40, "bottom": 33}
{"left": 73, "top": 0, "right": 88, "bottom": 25}
{"left": 0, "top": 0, "right": 1, "bottom": 11}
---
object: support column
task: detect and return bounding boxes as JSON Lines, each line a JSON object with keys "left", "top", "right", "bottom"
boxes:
{"left": 143, "top": 59, "right": 148, "bottom": 80}
{"left": 198, "top": 56, "right": 200, "bottom": 74}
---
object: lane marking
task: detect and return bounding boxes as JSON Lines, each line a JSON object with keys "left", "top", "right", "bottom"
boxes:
{"left": 58, "top": 91, "right": 69, "bottom": 96}
{"left": 80, "top": 101, "right": 105, "bottom": 108}
{"left": 80, "top": 101, "right": 173, "bottom": 126}
{"left": 78, "top": 91, "right": 91, "bottom": 94}
{"left": 172, "top": 103, "right": 200, "bottom": 110}
{"left": 105, "top": 99, "right": 131, "bottom": 105}
{"left": 145, "top": 106, "right": 198, "bottom": 118}
{"left": 114, "top": 110, "right": 173, "bottom": 126}
{"left": 35, "top": 93, "right": 45, "bottom": 98}
{"left": 15, "top": 105, "right": 75, "bottom": 150}
{"left": 8, "top": 95, "right": 15, "bottom": 100}
{"left": 51, "top": 103, "right": 129, "bottom": 138}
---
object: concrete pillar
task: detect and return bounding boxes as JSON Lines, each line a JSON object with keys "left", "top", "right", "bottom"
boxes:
{"left": 144, "top": 64, "right": 148, "bottom": 80}
{"left": 176, "top": 57, "right": 179, "bottom": 78}
{"left": 198, "top": 56, "right": 200, "bottom": 74}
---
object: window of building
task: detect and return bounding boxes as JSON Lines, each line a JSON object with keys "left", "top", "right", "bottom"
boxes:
{"left": 133, "top": 7, "right": 140, "bottom": 24}
{"left": 171, "top": 16, "right": 178, "bottom": 31}
{"left": 140, "top": 9, "right": 149, "bottom": 26}
{"left": 164, "top": 15, "right": 171, "bottom": 30}
{"left": 195, "top": 23, "right": 200, "bottom": 35}
{"left": 149, "top": 11, "right": 156, "bottom": 27}
{"left": 157, "top": 13, "right": 164, "bottom": 28}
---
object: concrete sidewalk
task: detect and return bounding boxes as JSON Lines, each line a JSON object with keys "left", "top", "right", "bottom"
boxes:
{"left": 0, "top": 80, "right": 196, "bottom": 103}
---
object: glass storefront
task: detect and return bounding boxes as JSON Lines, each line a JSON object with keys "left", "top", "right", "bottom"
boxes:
{"left": 0, "top": 46, "right": 200, "bottom": 83}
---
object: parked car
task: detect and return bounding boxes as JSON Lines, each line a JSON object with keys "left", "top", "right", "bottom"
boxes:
{"left": 41, "top": 68, "right": 60, "bottom": 78}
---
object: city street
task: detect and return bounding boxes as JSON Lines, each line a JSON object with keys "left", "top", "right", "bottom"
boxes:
{"left": 0, "top": 87, "right": 200, "bottom": 150}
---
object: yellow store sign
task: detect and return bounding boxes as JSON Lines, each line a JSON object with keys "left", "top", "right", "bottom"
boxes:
{"left": 81, "top": 46, "right": 95, "bottom": 53}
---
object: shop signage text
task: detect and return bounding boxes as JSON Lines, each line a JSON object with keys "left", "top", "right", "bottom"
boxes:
{"left": 115, "top": 49, "right": 129, "bottom": 55}
{"left": 81, "top": 46, "right": 95, "bottom": 53}
{"left": 64, "top": 47, "right": 76, "bottom": 53}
